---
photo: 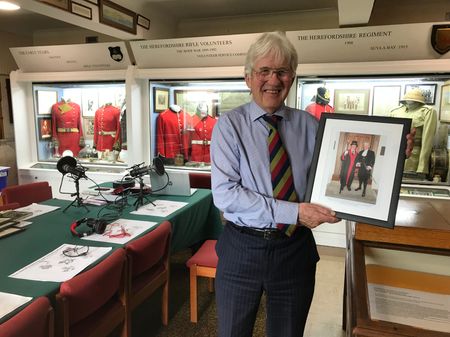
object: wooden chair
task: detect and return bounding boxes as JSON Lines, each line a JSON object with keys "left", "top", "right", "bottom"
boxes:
{"left": 0, "top": 202, "right": 21, "bottom": 211}
{"left": 55, "top": 248, "right": 128, "bottom": 337}
{"left": 185, "top": 239, "right": 218, "bottom": 323}
{"left": 188, "top": 172, "right": 211, "bottom": 189}
{"left": 0, "top": 296, "right": 54, "bottom": 337}
{"left": 1, "top": 181, "right": 53, "bottom": 207}
{"left": 125, "top": 220, "right": 172, "bottom": 326}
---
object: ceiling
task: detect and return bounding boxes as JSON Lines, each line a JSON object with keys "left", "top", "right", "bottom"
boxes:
{"left": 0, "top": 0, "right": 339, "bottom": 37}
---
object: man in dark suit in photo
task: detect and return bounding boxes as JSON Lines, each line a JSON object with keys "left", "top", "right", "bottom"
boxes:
{"left": 355, "top": 141, "right": 376, "bottom": 197}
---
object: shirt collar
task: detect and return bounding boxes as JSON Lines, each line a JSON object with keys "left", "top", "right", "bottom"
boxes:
{"left": 249, "top": 101, "right": 291, "bottom": 122}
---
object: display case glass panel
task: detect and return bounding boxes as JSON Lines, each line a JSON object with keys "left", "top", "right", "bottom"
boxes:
{"left": 297, "top": 75, "right": 450, "bottom": 185}
{"left": 149, "top": 80, "right": 250, "bottom": 171}
{"left": 32, "top": 82, "right": 126, "bottom": 167}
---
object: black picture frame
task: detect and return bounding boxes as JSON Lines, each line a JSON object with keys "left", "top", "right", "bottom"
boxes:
{"left": 304, "top": 113, "right": 411, "bottom": 228}
{"left": 71, "top": 1, "right": 92, "bottom": 19}
{"left": 404, "top": 84, "right": 437, "bottom": 105}
{"left": 137, "top": 14, "right": 150, "bottom": 30}
{"left": 99, "top": 0, "right": 137, "bottom": 34}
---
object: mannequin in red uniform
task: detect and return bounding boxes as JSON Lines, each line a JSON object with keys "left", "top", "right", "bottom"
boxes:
{"left": 190, "top": 102, "right": 216, "bottom": 163}
{"left": 305, "top": 87, "right": 334, "bottom": 121}
{"left": 156, "top": 104, "right": 190, "bottom": 161}
{"left": 51, "top": 99, "right": 84, "bottom": 157}
{"left": 93, "top": 103, "right": 121, "bottom": 152}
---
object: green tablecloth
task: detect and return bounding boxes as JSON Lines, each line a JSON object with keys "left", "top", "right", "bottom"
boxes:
{"left": 0, "top": 189, "right": 222, "bottom": 303}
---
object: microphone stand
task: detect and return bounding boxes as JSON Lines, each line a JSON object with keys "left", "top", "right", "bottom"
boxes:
{"left": 63, "top": 175, "right": 89, "bottom": 213}
{"left": 133, "top": 175, "right": 155, "bottom": 210}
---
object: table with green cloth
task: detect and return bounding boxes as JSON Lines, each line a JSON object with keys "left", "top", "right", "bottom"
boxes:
{"left": 0, "top": 189, "right": 222, "bottom": 318}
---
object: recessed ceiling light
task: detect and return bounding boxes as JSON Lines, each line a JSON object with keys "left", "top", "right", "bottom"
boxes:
{"left": 0, "top": 1, "right": 20, "bottom": 10}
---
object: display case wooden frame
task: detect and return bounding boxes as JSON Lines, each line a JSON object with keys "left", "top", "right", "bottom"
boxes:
{"left": 305, "top": 113, "right": 411, "bottom": 228}
{"left": 99, "top": 0, "right": 137, "bottom": 34}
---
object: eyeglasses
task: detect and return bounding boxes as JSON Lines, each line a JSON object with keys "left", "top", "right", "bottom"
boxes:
{"left": 252, "top": 67, "right": 293, "bottom": 81}
{"left": 62, "top": 245, "right": 90, "bottom": 257}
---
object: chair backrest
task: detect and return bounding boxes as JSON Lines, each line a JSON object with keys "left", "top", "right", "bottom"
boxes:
{"left": 0, "top": 296, "right": 54, "bottom": 337}
{"left": 56, "top": 248, "right": 127, "bottom": 336}
{"left": 0, "top": 202, "right": 21, "bottom": 211}
{"left": 126, "top": 220, "right": 172, "bottom": 278}
{"left": 1, "top": 182, "right": 53, "bottom": 207}
{"left": 189, "top": 172, "right": 211, "bottom": 189}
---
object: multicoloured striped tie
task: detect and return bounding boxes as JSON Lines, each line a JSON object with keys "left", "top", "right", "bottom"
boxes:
{"left": 263, "top": 114, "right": 298, "bottom": 236}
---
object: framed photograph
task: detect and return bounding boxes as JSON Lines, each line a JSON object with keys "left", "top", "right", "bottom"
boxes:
{"left": 99, "top": 0, "right": 137, "bottom": 34}
{"left": 305, "top": 113, "right": 411, "bottom": 228}
{"left": 333, "top": 89, "right": 370, "bottom": 115}
{"left": 36, "top": 90, "right": 58, "bottom": 115}
{"left": 71, "top": 1, "right": 92, "bottom": 19}
{"left": 372, "top": 86, "right": 401, "bottom": 116}
{"left": 83, "top": 117, "right": 95, "bottom": 139}
{"left": 404, "top": 84, "right": 437, "bottom": 105}
{"left": 137, "top": 14, "right": 150, "bottom": 30}
{"left": 439, "top": 84, "right": 450, "bottom": 123}
{"left": 37, "top": 0, "right": 70, "bottom": 11}
{"left": 81, "top": 89, "right": 99, "bottom": 117}
{"left": 38, "top": 118, "right": 52, "bottom": 140}
{"left": 154, "top": 88, "right": 169, "bottom": 113}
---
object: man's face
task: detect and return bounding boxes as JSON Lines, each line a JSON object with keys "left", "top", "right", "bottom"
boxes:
{"left": 245, "top": 53, "right": 294, "bottom": 114}
{"left": 364, "top": 143, "right": 370, "bottom": 150}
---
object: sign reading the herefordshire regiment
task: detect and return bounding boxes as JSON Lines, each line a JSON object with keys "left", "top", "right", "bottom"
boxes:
{"left": 286, "top": 22, "right": 450, "bottom": 64}
{"left": 130, "top": 33, "right": 260, "bottom": 68}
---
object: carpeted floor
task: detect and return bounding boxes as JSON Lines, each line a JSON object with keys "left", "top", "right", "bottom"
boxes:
{"left": 124, "top": 245, "right": 345, "bottom": 337}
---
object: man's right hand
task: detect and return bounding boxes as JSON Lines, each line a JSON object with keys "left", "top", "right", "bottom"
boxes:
{"left": 297, "top": 203, "right": 339, "bottom": 229}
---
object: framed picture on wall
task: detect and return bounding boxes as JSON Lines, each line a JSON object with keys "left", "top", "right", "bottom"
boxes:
{"left": 99, "top": 0, "right": 137, "bottom": 34}
{"left": 37, "top": 0, "right": 70, "bottom": 11}
{"left": 439, "top": 84, "right": 450, "bottom": 123}
{"left": 304, "top": 113, "right": 411, "bottom": 228}
{"left": 36, "top": 90, "right": 58, "bottom": 115}
{"left": 137, "top": 15, "right": 150, "bottom": 30}
{"left": 404, "top": 84, "right": 437, "bottom": 105}
{"left": 81, "top": 89, "right": 99, "bottom": 117}
{"left": 333, "top": 89, "right": 370, "bottom": 115}
{"left": 83, "top": 117, "right": 95, "bottom": 139}
{"left": 38, "top": 117, "right": 52, "bottom": 140}
{"left": 153, "top": 88, "right": 169, "bottom": 113}
{"left": 71, "top": 1, "right": 92, "bottom": 19}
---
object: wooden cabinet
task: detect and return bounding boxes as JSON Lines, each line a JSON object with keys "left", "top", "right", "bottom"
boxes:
{"left": 345, "top": 197, "right": 450, "bottom": 337}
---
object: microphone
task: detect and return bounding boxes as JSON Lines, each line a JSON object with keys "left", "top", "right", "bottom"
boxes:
{"left": 57, "top": 156, "right": 87, "bottom": 178}
{"left": 153, "top": 156, "right": 165, "bottom": 176}
{"left": 129, "top": 165, "right": 151, "bottom": 178}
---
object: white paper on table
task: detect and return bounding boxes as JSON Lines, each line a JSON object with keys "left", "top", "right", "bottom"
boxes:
{"left": 0, "top": 292, "right": 32, "bottom": 320}
{"left": 81, "top": 219, "right": 158, "bottom": 244}
{"left": 16, "top": 203, "right": 60, "bottom": 220}
{"left": 14, "top": 221, "right": 33, "bottom": 228}
{"left": 130, "top": 200, "right": 188, "bottom": 217}
{"left": 9, "top": 244, "right": 112, "bottom": 282}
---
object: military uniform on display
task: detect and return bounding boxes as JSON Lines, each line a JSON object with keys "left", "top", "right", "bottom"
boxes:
{"left": 51, "top": 100, "right": 84, "bottom": 157}
{"left": 93, "top": 104, "right": 122, "bottom": 152}
{"left": 390, "top": 88, "right": 437, "bottom": 175}
{"left": 156, "top": 105, "right": 191, "bottom": 162}
{"left": 190, "top": 115, "right": 217, "bottom": 163}
{"left": 305, "top": 87, "right": 334, "bottom": 120}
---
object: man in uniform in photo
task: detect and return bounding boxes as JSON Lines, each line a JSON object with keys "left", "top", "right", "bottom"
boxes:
{"left": 355, "top": 141, "right": 376, "bottom": 197}
{"left": 339, "top": 140, "right": 359, "bottom": 193}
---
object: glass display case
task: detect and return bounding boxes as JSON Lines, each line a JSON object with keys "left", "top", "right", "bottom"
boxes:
{"left": 297, "top": 74, "right": 450, "bottom": 187}
{"left": 149, "top": 79, "right": 250, "bottom": 171}
{"left": 32, "top": 81, "right": 126, "bottom": 167}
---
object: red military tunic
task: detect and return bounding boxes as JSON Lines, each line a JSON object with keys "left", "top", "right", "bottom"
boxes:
{"left": 305, "top": 102, "right": 334, "bottom": 121}
{"left": 51, "top": 101, "right": 84, "bottom": 156}
{"left": 156, "top": 108, "right": 190, "bottom": 159}
{"left": 93, "top": 104, "right": 121, "bottom": 151}
{"left": 190, "top": 115, "right": 216, "bottom": 163}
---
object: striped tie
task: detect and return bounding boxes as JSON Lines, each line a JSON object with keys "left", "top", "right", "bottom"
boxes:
{"left": 263, "top": 114, "right": 297, "bottom": 236}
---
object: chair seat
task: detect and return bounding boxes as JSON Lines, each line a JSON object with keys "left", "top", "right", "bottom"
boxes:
{"left": 186, "top": 240, "right": 218, "bottom": 268}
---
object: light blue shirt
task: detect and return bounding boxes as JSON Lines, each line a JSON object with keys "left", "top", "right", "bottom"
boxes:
{"left": 211, "top": 101, "right": 318, "bottom": 229}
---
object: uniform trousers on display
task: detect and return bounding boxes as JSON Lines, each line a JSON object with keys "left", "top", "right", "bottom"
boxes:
{"left": 215, "top": 222, "right": 318, "bottom": 337}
